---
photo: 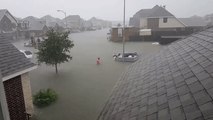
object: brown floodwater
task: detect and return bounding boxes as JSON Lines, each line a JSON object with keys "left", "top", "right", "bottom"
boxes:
{"left": 13, "top": 29, "right": 162, "bottom": 120}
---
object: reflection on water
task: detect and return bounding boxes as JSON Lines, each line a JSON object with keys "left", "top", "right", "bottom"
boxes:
{"left": 13, "top": 29, "right": 162, "bottom": 120}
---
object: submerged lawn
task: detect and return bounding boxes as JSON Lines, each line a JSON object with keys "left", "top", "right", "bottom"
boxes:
{"left": 13, "top": 29, "right": 162, "bottom": 120}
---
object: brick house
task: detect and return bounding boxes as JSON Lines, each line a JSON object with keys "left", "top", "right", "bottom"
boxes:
{"left": 0, "top": 35, "right": 37, "bottom": 120}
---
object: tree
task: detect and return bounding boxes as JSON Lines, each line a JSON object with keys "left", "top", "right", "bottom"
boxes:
{"left": 37, "top": 29, "right": 74, "bottom": 74}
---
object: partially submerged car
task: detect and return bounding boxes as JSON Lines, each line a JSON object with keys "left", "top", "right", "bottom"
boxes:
{"left": 113, "top": 52, "right": 139, "bottom": 62}
{"left": 19, "top": 50, "right": 33, "bottom": 59}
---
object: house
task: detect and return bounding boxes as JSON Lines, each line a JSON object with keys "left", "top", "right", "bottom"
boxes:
{"left": 28, "top": 20, "right": 49, "bottom": 37}
{"left": 65, "top": 15, "right": 84, "bottom": 31}
{"left": 17, "top": 16, "right": 49, "bottom": 39}
{"left": 0, "top": 9, "right": 18, "bottom": 40}
{"left": 129, "top": 5, "right": 185, "bottom": 30}
{"left": 0, "top": 34, "right": 37, "bottom": 120}
{"left": 17, "top": 20, "right": 48, "bottom": 39}
{"left": 98, "top": 28, "right": 213, "bottom": 120}
{"left": 126, "top": 5, "right": 205, "bottom": 43}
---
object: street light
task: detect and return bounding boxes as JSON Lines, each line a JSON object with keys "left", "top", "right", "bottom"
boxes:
{"left": 57, "top": 10, "right": 68, "bottom": 29}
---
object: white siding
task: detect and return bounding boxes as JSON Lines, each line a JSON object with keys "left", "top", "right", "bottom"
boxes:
{"left": 21, "top": 73, "right": 34, "bottom": 115}
{"left": 159, "top": 17, "right": 185, "bottom": 28}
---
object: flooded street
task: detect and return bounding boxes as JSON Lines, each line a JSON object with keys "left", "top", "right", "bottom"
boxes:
{"left": 13, "top": 29, "right": 162, "bottom": 120}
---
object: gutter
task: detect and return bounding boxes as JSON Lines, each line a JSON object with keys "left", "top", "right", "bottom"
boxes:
{"left": 2, "top": 65, "right": 37, "bottom": 81}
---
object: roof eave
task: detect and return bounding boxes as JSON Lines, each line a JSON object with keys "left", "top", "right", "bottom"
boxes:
{"left": 2, "top": 65, "right": 37, "bottom": 81}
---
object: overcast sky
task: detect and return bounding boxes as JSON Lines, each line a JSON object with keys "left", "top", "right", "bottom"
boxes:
{"left": 1, "top": 0, "right": 213, "bottom": 21}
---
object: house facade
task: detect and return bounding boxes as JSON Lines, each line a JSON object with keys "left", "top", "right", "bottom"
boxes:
{"left": 124, "top": 5, "right": 203, "bottom": 43}
{"left": 133, "top": 5, "right": 185, "bottom": 30}
{"left": 141, "top": 17, "right": 185, "bottom": 29}
{"left": 0, "top": 35, "right": 37, "bottom": 120}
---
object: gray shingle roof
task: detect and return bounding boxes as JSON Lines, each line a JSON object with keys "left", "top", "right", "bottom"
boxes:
{"left": 0, "top": 35, "right": 36, "bottom": 78}
{"left": 29, "top": 20, "right": 46, "bottom": 31}
{"left": 98, "top": 28, "right": 213, "bottom": 120}
{"left": 135, "top": 5, "right": 174, "bottom": 18}
{"left": 148, "top": 5, "right": 174, "bottom": 18}
{"left": 0, "top": 9, "right": 7, "bottom": 21}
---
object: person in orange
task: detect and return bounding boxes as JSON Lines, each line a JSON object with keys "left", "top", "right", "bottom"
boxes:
{"left": 96, "top": 57, "right": 101, "bottom": 65}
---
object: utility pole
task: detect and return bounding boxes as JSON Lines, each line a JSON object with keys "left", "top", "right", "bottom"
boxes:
{"left": 122, "top": 0, "right": 126, "bottom": 61}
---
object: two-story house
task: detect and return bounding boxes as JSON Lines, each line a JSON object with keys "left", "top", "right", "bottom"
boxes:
{"left": 130, "top": 5, "right": 185, "bottom": 30}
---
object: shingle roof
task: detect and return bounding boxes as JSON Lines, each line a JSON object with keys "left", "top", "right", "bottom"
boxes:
{"left": 98, "top": 28, "right": 213, "bottom": 120}
{"left": 147, "top": 5, "right": 174, "bottom": 18}
{"left": 179, "top": 18, "right": 207, "bottom": 27}
{"left": 28, "top": 20, "right": 46, "bottom": 31}
{"left": 0, "top": 9, "right": 7, "bottom": 21}
{"left": 135, "top": 5, "right": 174, "bottom": 18}
{"left": 0, "top": 35, "right": 36, "bottom": 78}
{"left": 130, "top": 5, "right": 174, "bottom": 27}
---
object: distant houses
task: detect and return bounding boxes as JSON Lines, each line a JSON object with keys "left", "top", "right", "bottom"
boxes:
{"left": 110, "top": 5, "right": 207, "bottom": 43}
{"left": 0, "top": 9, "right": 112, "bottom": 41}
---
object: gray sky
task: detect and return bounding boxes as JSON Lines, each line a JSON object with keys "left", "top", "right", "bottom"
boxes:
{"left": 1, "top": 0, "right": 213, "bottom": 21}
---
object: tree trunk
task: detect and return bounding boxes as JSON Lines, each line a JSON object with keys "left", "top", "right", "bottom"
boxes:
{"left": 55, "top": 63, "right": 58, "bottom": 74}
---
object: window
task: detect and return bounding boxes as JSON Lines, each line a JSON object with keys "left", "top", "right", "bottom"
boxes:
{"left": 163, "top": 18, "right": 168, "bottom": 23}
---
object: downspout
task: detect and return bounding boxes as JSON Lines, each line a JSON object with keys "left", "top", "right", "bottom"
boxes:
{"left": 0, "top": 73, "right": 10, "bottom": 120}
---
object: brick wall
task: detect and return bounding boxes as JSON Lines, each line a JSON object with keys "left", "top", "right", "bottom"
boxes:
{"left": 3, "top": 75, "right": 27, "bottom": 120}
{"left": 21, "top": 73, "right": 34, "bottom": 115}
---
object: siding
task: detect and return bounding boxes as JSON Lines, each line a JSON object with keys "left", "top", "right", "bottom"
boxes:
{"left": 21, "top": 73, "right": 34, "bottom": 115}
{"left": 140, "top": 18, "right": 147, "bottom": 29}
{"left": 159, "top": 17, "right": 185, "bottom": 28}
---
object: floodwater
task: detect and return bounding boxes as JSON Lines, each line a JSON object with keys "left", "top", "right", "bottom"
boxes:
{"left": 13, "top": 29, "right": 162, "bottom": 120}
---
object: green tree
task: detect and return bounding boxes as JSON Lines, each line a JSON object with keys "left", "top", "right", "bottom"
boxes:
{"left": 37, "top": 29, "right": 74, "bottom": 74}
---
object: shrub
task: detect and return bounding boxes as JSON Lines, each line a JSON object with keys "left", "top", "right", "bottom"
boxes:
{"left": 33, "top": 88, "right": 58, "bottom": 107}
